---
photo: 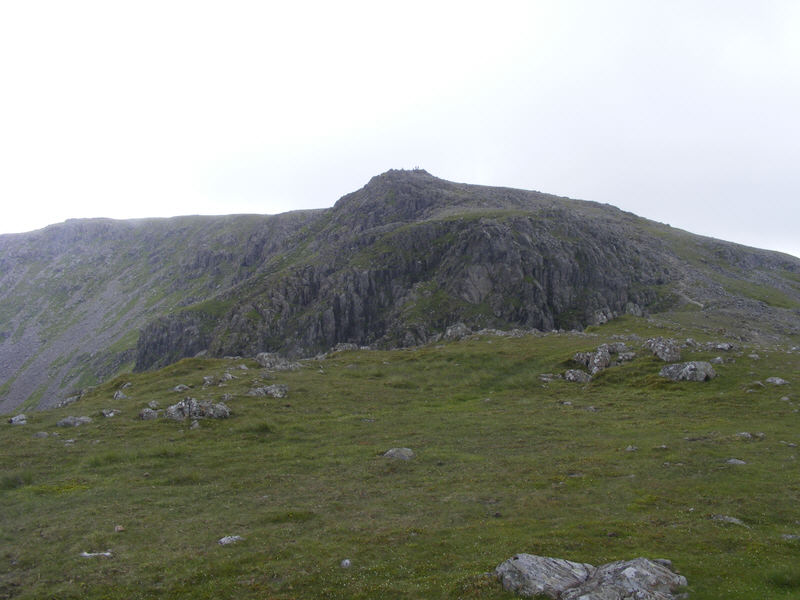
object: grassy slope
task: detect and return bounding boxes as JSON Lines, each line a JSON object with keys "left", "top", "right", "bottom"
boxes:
{"left": 1, "top": 315, "right": 799, "bottom": 599}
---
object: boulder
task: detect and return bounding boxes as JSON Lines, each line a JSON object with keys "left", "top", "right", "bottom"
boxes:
{"left": 659, "top": 361, "right": 716, "bottom": 382}
{"left": 383, "top": 447, "right": 415, "bottom": 460}
{"left": 562, "top": 558, "right": 688, "bottom": 600}
{"left": 444, "top": 322, "right": 472, "bottom": 341}
{"left": 57, "top": 416, "right": 92, "bottom": 427}
{"left": 495, "top": 554, "right": 687, "bottom": 599}
{"left": 8, "top": 414, "right": 27, "bottom": 425}
{"left": 165, "top": 397, "right": 230, "bottom": 420}
{"left": 565, "top": 369, "right": 592, "bottom": 383}
{"left": 248, "top": 384, "right": 289, "bottom": 399}
{"left": 589, "top": 345, "right": 611, "bottom": 374}
{"left": 139, "top": 408, "right": 159, "bottom": 420}
{"left": 496, "top": 554, "right": 594, "bottom": 598}
{"left": 644, "top": 337, "right": 681, "bottom": 362}
{"left": 255, "top": 352, "right": 301, "bottom": 371}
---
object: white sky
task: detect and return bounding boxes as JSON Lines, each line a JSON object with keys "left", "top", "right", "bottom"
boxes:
{"left": 1, "top": 1, "right": 798, "bottom": 258}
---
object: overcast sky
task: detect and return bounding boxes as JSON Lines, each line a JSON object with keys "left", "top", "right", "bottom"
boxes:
{"left": 1, "top": 1, "right": 798, "bottom": 258}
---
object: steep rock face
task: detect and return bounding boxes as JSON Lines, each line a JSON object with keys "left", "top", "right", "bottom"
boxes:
{"left": 133, "top": 170, "right": 797, "bottom": 369}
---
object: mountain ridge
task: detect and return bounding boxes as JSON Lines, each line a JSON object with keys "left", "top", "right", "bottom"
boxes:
{"left": 1, "top": 169, "right": 798, "bottom": 412}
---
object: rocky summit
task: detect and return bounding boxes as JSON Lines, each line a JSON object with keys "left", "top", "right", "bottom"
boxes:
{"left": 1, "top": 169, "right": 799, "bottom": 412}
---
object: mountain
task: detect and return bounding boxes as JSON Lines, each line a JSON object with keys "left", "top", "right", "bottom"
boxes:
{"left": 1, "top": 169, "right": 799, "bottom": 412}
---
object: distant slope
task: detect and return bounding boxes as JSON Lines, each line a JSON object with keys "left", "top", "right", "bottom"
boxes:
{"left": 1, "top": 169, "right": 798, "bottom": 411}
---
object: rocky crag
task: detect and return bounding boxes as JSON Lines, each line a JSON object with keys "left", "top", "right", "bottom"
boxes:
{"left": 1, "top": 169, "right": 799, "bottom": 411}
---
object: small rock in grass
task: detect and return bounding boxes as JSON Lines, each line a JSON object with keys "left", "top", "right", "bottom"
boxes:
{"left": 218, "top": 535, "right": 244, "bottom": 546}
{"left": 57, "top": 416, "right": 92, "bottom": 427}
{"left": 147, "top": 400, "right": 159, "bottom": 409}
{"left": 726, "top": 458, "right": 746, "bottom": 465}
{"left": 113, "top": 390, "right": 127, "bottom": 400}
{"left": 712, "top": 514, "right": 749, "bottom": 528}
{"left": 766, "top": 377, "right": 789, "bottom": 385}
{"left": 625, "top": 445, "right": 639, "bottom": 452}
{"left": 101, "top": 409, "right": 121, "bottom": 418}
{"left": 340, "top": 559, "right": 352, "bottom": 568}
{"left": 173, "top": 384, "right": 190, "bottom": 392}
{"left": 383, "top": 447, "right": 415, "bottom": 460}
{"left": 32, "top": 431, "right": 49, "bottom": 438}
{"left": 139, "top": 408, "right": 159, "bottom": 420}
{"left": 8, "top": 414, "right": 27, "bottom": 425}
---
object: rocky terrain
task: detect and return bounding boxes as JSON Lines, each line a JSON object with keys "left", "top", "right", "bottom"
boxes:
{"left": 1, "top": 169, "right": 799, "bottom": 412}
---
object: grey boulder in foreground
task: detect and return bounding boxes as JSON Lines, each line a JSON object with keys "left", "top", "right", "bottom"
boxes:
{"left": 495, "top": 553, "right": 687, "bottom": 599}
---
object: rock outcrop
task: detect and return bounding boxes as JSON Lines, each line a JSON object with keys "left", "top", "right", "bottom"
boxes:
{"left": 660, "top": 361, "right": 716, "bottom": 382}
{"left": 165, "top": 397, "right": 230, "bottom": 420}
{"left": 644, "top": 337, "right": 682, "bottom": 362}
{"left": 495, "top": 553, "right": 687, "bottom": 599}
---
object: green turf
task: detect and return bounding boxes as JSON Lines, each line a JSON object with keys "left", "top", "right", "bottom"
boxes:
{"left": 1, "top": 316, "right": 798, "bottom": 599}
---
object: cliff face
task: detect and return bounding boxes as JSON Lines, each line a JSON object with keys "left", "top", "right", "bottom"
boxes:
{"left": 1, "top": 169, "right": 799, "bottom": 411}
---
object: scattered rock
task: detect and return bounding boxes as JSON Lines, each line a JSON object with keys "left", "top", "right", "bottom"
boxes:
{"left": 625, "top": 445, "right": 639, "bottom": 452}
{"left": 57, "top": 416, "right": 92, "bottom": 427}
{"left": 173, "top": 384, "right": 190, "bottom": 392}
{"left": 766, "top": 377, "right": 789, "bottom": 385}
{"left": 165, "top": 397, "right": 231, "bottom": 421}
{"left": 495, "top": 554, "right": 687, "bottom": 599}
{"left": 539, "top": 373, "right": 563, "bottom": 383}
{"left": 726, "top": 458, "right": 746, "bottom": 465}
{"left": 101, "top": 409, "right": 121, "bottom": 418}
{"left": 202, "top": 376, "right": 216, "bottom": 387}
{"left": 781, "top": 534, "right": 800, "bottom": 541}
{"left": 383, "top": 447, "right": 415, "bottom": 460}
{"left": 712, "top": 514, "right": 749, "bottom": 528}
{"left": 710, "top": 356, "right": 724, "bottom": 365}
{"left": 220, "top": 372, "right": 236, "bottom": 381}
{"left": 248, "top": 384, "right": 289, "bottom": 399}
{"left": 735, "top": 431, "right": 765, "bottom": 440}
{"left": 332, "top": 342, "right": 359, "bottom": 352}
{"left": 8, "top": 414, "right": 27, "bottom": 425}
{"left": 139, "top": 408, "right": 159, "bottom": 420}
{"left": 589, "top": 345, "right": 611, "bottom": 374}
{"left": 644, "top": 337, "right": 682, "bottom": 362}
{"left": 113, "top": 390, "right": 128, "bottom": 400}
{"left": 32, "top": 431, "right": 49, "bottom": 438}
{"left": 748, "top": 353, "right": 760, "bottom": 360}
{"left": 218, "top": 535, "right": 244, "bottom": 546}
{"left": 659, "top": 361, "right": 716, "bottom": 382}
{"left": 444, "top": 322, "right": 471, "bottom": 341}
{"left": 714, "top": 342, "right": 734, "bottom": 351}
{"left": 564, "top": 369, "right": 591, "bottom": 383}
{"left": 147, "top": 400, "right": 159, "bottom": 409}
{"left": 255, "top": 352, "right": 301, "bottom": 371}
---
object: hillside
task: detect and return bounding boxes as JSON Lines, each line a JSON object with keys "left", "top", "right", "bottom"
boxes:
{"left": 1, "top": 169, "right": 799, "bottom": 412}
{"left": 1, "top": 316, "right": 799, "bottom": 598}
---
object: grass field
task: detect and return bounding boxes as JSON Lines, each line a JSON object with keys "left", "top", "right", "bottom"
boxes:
{"left": 1, "top": 316, "right": 799, "bottom": 599}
